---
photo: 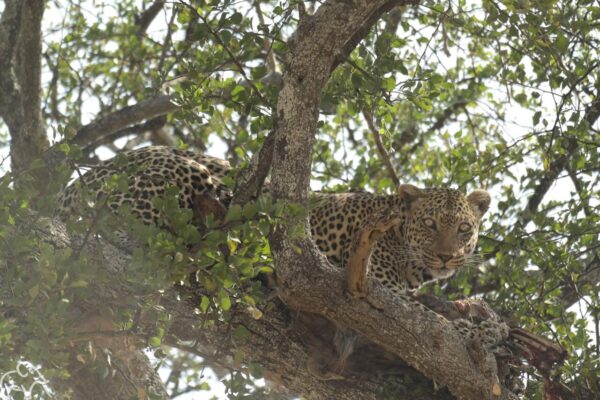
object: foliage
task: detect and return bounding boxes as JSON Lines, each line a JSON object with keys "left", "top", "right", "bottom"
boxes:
{"left": 0, "top": 0, "right": 599, "bottom": 398}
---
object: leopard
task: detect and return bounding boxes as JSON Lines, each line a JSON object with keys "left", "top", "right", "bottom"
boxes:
{"left": 310, "top": 185, "right": 491, "bottom": 294}
{"left": 309, "top": 186, "right": 509, "bottom": 372}
{"left": 57, "top": 146, "right": 232, "bottom": 228}
{"left": 56, "top": 146, "right": 509, "bottom": 369}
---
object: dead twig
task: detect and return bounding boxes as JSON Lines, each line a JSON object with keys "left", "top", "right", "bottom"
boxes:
{"left": 362, "top": 108, "right": 401, "bottom": 190}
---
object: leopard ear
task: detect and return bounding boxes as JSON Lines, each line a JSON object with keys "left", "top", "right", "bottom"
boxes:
{"left": 397, "top": 184, "right": 425, "bottom": 206}
{"left": 467, "top": 189, "right": 491, "bottom": 218}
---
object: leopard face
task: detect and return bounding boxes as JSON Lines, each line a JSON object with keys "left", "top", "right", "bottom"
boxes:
{"left": 395, "top": 184, "right": 491, "bottom": 284}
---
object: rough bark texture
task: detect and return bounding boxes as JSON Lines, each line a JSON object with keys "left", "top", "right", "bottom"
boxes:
{"left": 270, "top": 0, "right": 410, "bottom": 199}
{"left": 267, "top": 1, "right": 514, "bottom": 399}
{"left": 166, "top": 294, "right": 456, "bottom": 400}
{"left": 0, "top": 0, "right": 48, "bottom": 181}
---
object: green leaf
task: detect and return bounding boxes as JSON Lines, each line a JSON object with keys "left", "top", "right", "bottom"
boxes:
{"left": 28, "top": 284, "right": 40, "bottom": 300}
{"left": 219, "top": 291, "right": 231, "bottom": 311}
{"left": 68, "top": 279, "right": 88, "bottom": 288}
{"left": 225, "top": 204, "right": 242, "bottom": 222}
{"left": 248, "top": 362, "right": 264, "bottom": 379}
{"left": 59, "top": 143, "right": 71, "bottom": 154}
{"left": 233, "top": 325, "right": 249, "bottom": 339}
{"left": 555, "top": 33, "right": 569, "bottom": 53}
{"left": 242, "top": 202, "right": 259, "bottom": 219}
{"left": 200, "top": 296, "right": 210, "bottom": 312}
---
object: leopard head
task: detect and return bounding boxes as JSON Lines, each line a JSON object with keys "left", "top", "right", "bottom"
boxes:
{"left": 397, "top": 184, "right": 491, "bottom": 280}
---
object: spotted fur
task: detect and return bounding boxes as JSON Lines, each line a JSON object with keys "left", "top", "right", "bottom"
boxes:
{"left": 57, "top": 146, "right": 231, "bottom": 225}
{"left": 310, "top": 185, "right": 491, "bottom": 294}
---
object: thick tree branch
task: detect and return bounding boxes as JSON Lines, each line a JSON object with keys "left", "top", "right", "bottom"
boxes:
{"left": 135, "top": 0, "right": 165, "bottom": 36}
{"left": 268, "top": 1, "right": 514, "bottom": 399}
{"left": 21, "top": 216, "right": 494, "bottom": 400}
{"left": 71, "top": 94, "right": 178, "bottom": 149}
{"left": 0, "top": 0, "right": 48, "bottom": 182}
{"left": 270, "top": 0, "right": 410, "bottom": 200}
{"left": 166, "top": 294, "right": 457, "bottom": 400}
{"left": 274, "top": 249, "right": 514, "bottom": 399}
{"left": 22, "top": 214, "right": 582, "bottom": 399}
{"left": 40, "top": 95, "right": 179, "bottom": 187}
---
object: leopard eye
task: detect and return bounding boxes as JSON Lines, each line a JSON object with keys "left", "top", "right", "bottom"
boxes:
{"left": 458, "top": 222, "right": 472, "bottom": 233}
{"left": 422, "top": 218, "right": 436, "bottom": 230}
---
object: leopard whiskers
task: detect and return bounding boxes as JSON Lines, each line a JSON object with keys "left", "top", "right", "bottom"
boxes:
{"left": 460, "top": 253, "right": 485, "bottom": 270}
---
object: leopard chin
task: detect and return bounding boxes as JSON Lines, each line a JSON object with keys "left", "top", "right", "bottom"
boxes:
{"left": 428, "top": 267, "right": 456, "bottom": 280}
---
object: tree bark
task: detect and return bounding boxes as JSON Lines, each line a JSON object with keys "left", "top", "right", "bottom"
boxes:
{"left": 268, "top": 1, "right": 512, "bottom": 399}
{"left": 0, "top": 0, "right": 48, "bottom": 184}
{"left": 71, "top": 94, "right": 178, "bottom": 150}
{"left": 23, "top": 214, "right": 524, "bottom": 399}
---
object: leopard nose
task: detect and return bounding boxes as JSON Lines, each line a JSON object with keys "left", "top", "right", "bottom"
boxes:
{"left": 438, "top": 253, "right": 453, "bottom": 263}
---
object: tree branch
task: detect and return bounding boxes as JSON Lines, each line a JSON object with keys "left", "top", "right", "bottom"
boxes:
{"left": 230, "top": 128, "right": 276, "bottom": 205}
{"left": 135, "top": 0, "right": 165, "bottom": 36}
{"left": 267, "top": 0, "right": 514, "bottom": 398}
{"left": 40, "top": 95, "right": 178, "bottom": 188}
{"left": 165, "top": 293, "right": 457, "bottom": 400}
{"left": 23, "top": 215, "right": 587, "bottom": 399}
{"left": 0, "top": 0, "right": 48, "bottom": 183}
{"left": 18, "top": 215, "right": 474, "bottom": 399}
{"left": 521, "top": 75, "right": 600, "bottom": 223}
{"left": 71, "top": 94, "right": 178, "bottom": 149}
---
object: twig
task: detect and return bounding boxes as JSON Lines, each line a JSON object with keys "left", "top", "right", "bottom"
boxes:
{"left": 181, "top": 4, "right": 269, "bottom": 106}
{"left": 253, "top": 0, "right": 279, "bottom": 73}
{"left": 230, "top": 128, "right": 276, "bottom": 205}
{"left": 156, "top": 5, "right": 178, "bottom": 75}
{"left": 546, "top": 61, "right": 599, "bottom": 154}
{"left": 362, "top": 108, "right": 401, "bottom": 190}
